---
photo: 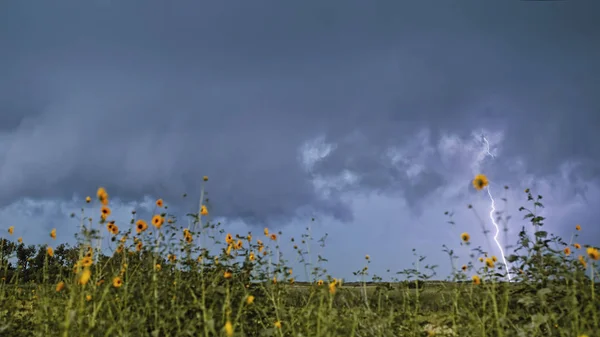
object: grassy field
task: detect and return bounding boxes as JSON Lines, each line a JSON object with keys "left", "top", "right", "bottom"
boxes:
{"left": 0, "top": 179, "right": 598, "bottom": 337}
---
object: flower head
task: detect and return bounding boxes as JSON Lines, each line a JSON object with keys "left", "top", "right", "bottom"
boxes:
{"left": 101, "top": 206, "right": 111, "bottom": 217}
{"left": 587, "top": 247, "right": 599, "bottom": 261}
{"left": 47, "top": 247, "right": 54, "bottom": 257}
{"left": 97, "top": 187, "right": 109, "bottom": 205}
{"left": 79, "top": 268, "right": 91, "bottom": 285}
{"left": 200, "top": 205, "right": 208, "bottom": 216}
{"left": 579, "top": 255, "right": 587, "bottom": 268}
{"left": 472, "top": 275, "right": 481, "bottom": 285}
{"left": 80, "top": 257, "right": 93, "bottom": 268}
{"left": 576, "top": 224, "right": 581, "bottom": 231}
{"left": 563, "top": 247, "right": 571, "bottom": 256}
{"left": 56, "top": 281, "right": 65, "bottom": 292}
{"left": 224, "top": 321, "right": 233, "bottom": 337}
{"left": 151, "top": 215, "right": 164, "bottom": 229}
{"left": 460, "top": 232, "right": 470, "bottom": 243}
{"left": 112, "top": 276, "right": 123, "bottom": 288}
{"left": 472, "top": 174, "right": 489, "bottom": 191}
{"left": 8, "top": 226, "right": 14, "bottom": 235}
{"left": 107, "top": 221, "right": 119, "bottom": 235}
{"left": 156, "top": 199, "right": 164, "bottom": 208}
{"left": 136, "top": 220, "right": 148, "bottom": 234}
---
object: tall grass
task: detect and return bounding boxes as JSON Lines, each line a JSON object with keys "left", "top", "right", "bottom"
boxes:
{"left": 0, "top": 177, "right": 598, "bottom": 337}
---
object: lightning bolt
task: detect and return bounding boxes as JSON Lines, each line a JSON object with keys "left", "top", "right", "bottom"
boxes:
{"left": 482, "top": 134, "right": 512, "bottom": 282}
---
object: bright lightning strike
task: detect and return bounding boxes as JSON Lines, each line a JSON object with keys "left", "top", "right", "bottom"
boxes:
{"left": 482, "top": 134, "right": 512, "bottom": 282}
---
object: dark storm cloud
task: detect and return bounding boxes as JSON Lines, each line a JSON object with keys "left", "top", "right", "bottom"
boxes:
{"left": 0, "top": 1, "right": 599, "bottom": 226}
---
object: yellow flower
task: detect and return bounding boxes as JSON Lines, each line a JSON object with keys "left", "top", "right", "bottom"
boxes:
{"left": 136, "top": 220, "right": 148, "bottom": 234}
{"left": 563, "top": 247, "right": 571, "bottom": 256}
{"left": 485, "top": 258, "right": 495, "bottom": 268}
{"left": 264, "top": 228, "right": 269, "bottom": 236}
{"left": 156, "top": 199, "right": 164, "bottom": 208}
{"left": 274, "top": 321, "right": 282, "bottom": 329}
{"left": 47, "top": 247, "right": 54, "bottom": 257}
{"left": 472, "top": 174, "right": 489, "bottom": 191}
{"left": 460, "top": 232, "right": 470, "bottom": 243}
{"left": 136, "top": 241, "right": 143, "bottom": 252}
{"left": 575, "top": 224, "right": 581, "bottom": 231}
{"left": 270, "top": 233, "right": 277, "bottom": 241}
{"left": 225, "top": 233, "right": 233, "bottom": 244}
{"left": 86, "top": 294, "right": 92, "bottom": 301}
{"left": 587, "top": 247, "right": 599, "bottom": 261}
{"left": 50, "top": 228, "right": 56, "bottom": 240}
{"left": 491, "top": 256, "right": 497, "bottom": 262}
{"left": 478, "top": 257, "right": 483, "bottom": 262}
{"left": 79, "top": 268, "right": 91, "bottom": 285}
{"left": 235, "top": 240, "right": 243, "bottom": 250}
{"left": 203, "top": 176, "right": 208, "bottom": 182}
{"left": 112, "top": 276, "right": 123, "bottom": 288}
{"left": 101, "top": 206, "right": 111, "bottom": 217}
{"left": 56, "top": 281, "right": 65, "bottom": 292}
{"left": 200, "top": 205, "right": 208, "bottom": 216}
{"left": 574, "top": 243, "right": 581, "bottom": 249}
{"left": 224, "top": 321, "right": 233, "bottom": 337}
{"left": 8, "top": 226, "right": 14, "bottom": 235}
{"left": 224, "top": 271, "right": 232, "bottom": 279}
{"left": 328, "top": 281, "right": 337, "bottom": 294}
{"left": 579, "top": 255, "right": 587, "bottom": 268}
{"left": 155, "top": 264, "right": 161, "bottom": 271}
{"left": 461, "top": 265, "right": 467, "bottom": 271}
{"left": 97, "top": 187, "right": 109, "bottom": 205}
{"left": 472, "top": 275, "right": 481, "bottom": 285}
{"left": 96, "top": 187, "right": 107, "bottom": 198}
{"left": 17, "top": 237, "right": 22, "bottom": 243}
{"left": 365, "top": 255, "right": 370, "bottom": 260}
{"left": 80, "top": 257, "right": 93, "bottom": 268}
{"left": 247, "top": 234, "right": 252, "bottom": 242}
{"left": 151, "top": 214, "right": 164, "bottom": 229}
{"left": 246, "top": 295, "right": 255, "bottom": 304}
{"left": 85, "top": 196, "right": 91, "bottom": 203}
{"left": 107, "top": 221, "right": 119, "bottom": 235}
{"left": 317, "top": 280, "right": 323, "bottom": 286}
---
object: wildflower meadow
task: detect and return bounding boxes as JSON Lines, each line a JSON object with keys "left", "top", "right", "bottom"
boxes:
{"left": 0, "top": 174, "right": 598, "bottom": 337}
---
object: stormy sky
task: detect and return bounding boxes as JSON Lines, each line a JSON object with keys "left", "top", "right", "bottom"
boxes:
{"left": 1, "top": 0, "right": 599, "bottom": 281}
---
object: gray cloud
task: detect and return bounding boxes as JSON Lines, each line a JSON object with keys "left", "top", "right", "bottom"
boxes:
{"left": 1, "top": 0, "right": 599, "bottom": 231}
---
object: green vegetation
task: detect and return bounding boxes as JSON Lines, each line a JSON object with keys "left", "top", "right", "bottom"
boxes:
{"left": 0, "top": 179, "right": 598, "bottom": 337}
